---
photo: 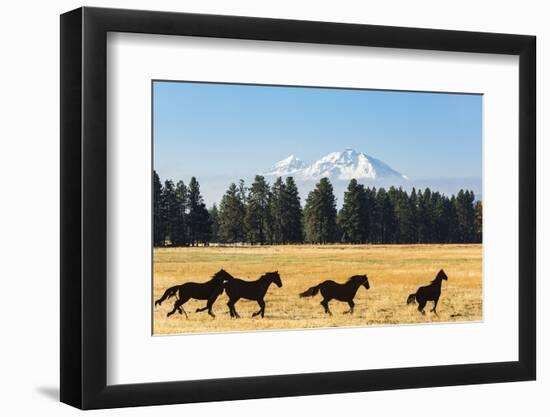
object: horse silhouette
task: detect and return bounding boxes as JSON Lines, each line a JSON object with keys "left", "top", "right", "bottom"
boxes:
{"left": 406, "top": 269, "right": 448, "bottom": 315}
{"left": 225, "top": 271, "right": 282, "bottom": 318}
{"left": 300, "top": 275, "right": 370, "bottom": 315}
{"left": 154, "top": 268, "right": 233, "bottom": 318}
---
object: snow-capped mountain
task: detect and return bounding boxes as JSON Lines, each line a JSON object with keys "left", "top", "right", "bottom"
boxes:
{"left": 263, "top": 155, "right": 307, "bottom": 176}
{"left": 263, "top": 148, "right": 407, "bottom": 182}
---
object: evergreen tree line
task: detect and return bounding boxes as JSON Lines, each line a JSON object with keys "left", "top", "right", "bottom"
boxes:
{"left": 154, "top": 171, "right": 482, "bottom": 246}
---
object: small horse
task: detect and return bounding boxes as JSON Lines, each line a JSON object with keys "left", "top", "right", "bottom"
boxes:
{"left": 225, "top": 271, "right": 282, "bottom": 318}
{"left": 154, "top": 269, "right": 233, "bottom": 318}
{"left": 406, "top": 269, "right": 448, "bottom": 315}
{"left": 300, "top": 275, "right": 370, "bottom": 315}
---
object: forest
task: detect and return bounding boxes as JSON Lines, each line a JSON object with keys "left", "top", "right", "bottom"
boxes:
{"left": 153, "top": 171, "right": 482, "bottom": 246}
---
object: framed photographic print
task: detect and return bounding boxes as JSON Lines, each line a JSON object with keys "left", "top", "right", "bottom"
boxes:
{"left": 60, "top": 6, "right": 536, "bottom": 409}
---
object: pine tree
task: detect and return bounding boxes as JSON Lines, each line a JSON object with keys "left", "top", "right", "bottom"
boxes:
{"left": 195, "top": 202, "right": 212, "bottom": 245}
{"left": 209, "top": 204, "right": 220, "bottom": 243}
{"left": 284, "top": 177, "right": 303, "bottom": 243}
{"left": 448, "top": 195, "right": 459, "bottom": 242}
{"left": 238, "top": 179, "right": 247, "bottom": 206}
{"left": 394, "top": 188, "right": 416, "bottom": 243}
{"left": 408, "top": 188, "right": 419, "bottom": 242}
{"left": 455, "top": 189, "right": 475, "bottom": 242}
{"left": 474, "top": 200, "right": 483, "bottom": 243}
{"left": 268, "top": 177, "right": 286, "bottom": 244}
{"left": 153, "top": 171, "right": 165, "bottom": 246}
{"left": 268, "top": 176, "right": 304, "bottom": 244}
{"left": 431, "top": 192, "right": 447, "bottom": 243}
{"left": 245, "top": 175, "right": 271, "bottom": 245}
{"left": 218, "top": 183, "right": 246, "bottom": 243}
{"left": 186, "top": 177, "right": 210, "bottom": 246}
{"left": 417, "top": 188, "right": 434, "bottom": 243}
{"left": 161, "top": 180, "right": 179, "bottom": 246}
{"left": 171, "top": 180, "right": 188, "bottom": 246}
{"left": 376, "top": 188, "right": 397, "bottom": 243}
{"left": 304, "top": 178, "right": 338, "bottom": 243}
{"left": 364, "top": 187, "right": 378, "bottom": 242}
{"left": 338, "top": 179, "right": 368, "bottom": 243}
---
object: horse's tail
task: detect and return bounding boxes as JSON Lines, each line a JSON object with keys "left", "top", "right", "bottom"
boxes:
{"left": 300, "top": 284, "right": 321, "bottom": 298}
{"left": 155, "top": 285, "right": 180, "bottom": 307}
{"left": 406, "top": 293, "right": 417, "bottom": 305}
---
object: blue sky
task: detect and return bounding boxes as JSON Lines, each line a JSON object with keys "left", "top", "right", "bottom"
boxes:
{"left": 153, "top": 81, "right": 482, "bottom": 205}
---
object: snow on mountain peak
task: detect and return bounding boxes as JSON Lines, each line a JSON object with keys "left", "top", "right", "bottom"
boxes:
{"left": 263, "top": 149, "right": 407, "bottom": 181}
{"left": 264, "top": 154, "right": 306, "bottom": 176}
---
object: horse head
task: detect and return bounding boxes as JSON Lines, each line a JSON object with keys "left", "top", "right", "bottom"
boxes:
{"left": 349, "top": 274, "right": 370, "bottom": 289}
{"left": 264, "top": 271, "right": 282, "bottom": 288}
{"left": 214, "top": 268, "right": 234, "bottom": 282}
{"left": 436, "top": 269, "right": 448, "bottom": 281}
{"left": 361, "top": 274, "right": 370, "bottom": 290}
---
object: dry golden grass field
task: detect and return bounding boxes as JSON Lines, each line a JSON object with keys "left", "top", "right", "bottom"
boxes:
{"left": 153, "top": 244, "right": 482, "bottom": 335}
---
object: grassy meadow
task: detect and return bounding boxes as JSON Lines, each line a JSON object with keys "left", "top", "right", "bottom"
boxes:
{"left": 153, "top": 244, "right": 482, "bottom": 335}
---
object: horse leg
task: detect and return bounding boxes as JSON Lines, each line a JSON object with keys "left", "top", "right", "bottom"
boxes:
{"left": 344, "top": 300, "right": 355, "bottom": 315}
{"left": 180, "top": 306, "right": 189, "bottom": 319}
{"left": 431, "top": 298, "right": 439, "bottom": 316}
{"left": 166, "top": 297, "right": 184, "bottom": 317}
{"left": 166, "top": 301, "right": 179, "bottom": 317}
{"left": 167, "top": 297, "right": 189, "bottom": 319}
{"left": 207, "top": 298, "right": 217, "bottom": 318}
{"left": 177, "top": 295, "right": 190, "bottom": 319}
{"left": 321, "top": 299, "right": 332, "bottom": 316}
{"left": 228, "top": 299, "right": 240, "bottom": 318}
{"left": 233, "top": 302, "right": 241, "bottom": 318}
{"left": 195, "top": 305, "right": 208, "bottom": 313}
{"left": 252, "top": 299, "right": 266, "bottom": 318}
{"left": 417, "top": 298, "right": 427, "bottom": 315}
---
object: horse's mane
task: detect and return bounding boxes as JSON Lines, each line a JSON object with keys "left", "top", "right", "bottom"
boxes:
{"left": 212, "top": 269, "right": 233, "bottom": 281}
{"left": 347, "top": 275, "right": 365, "bottom": 283}
{"left": 260, "top": 271, "right": 277, "bottom": 280}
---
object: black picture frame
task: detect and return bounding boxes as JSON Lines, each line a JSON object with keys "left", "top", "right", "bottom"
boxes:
{"left": 60, "top": 6, "right": 536, "bottom": 410}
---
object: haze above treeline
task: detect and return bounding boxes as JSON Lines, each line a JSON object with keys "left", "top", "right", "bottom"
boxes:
{"left": 155, "top": 148, "right": 482, "bottom": 208}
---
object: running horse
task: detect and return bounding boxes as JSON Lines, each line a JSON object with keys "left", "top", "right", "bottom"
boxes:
{"left": 299, "top": 274, "right": 370, "bottom": 315}
{"left": 154, "top": 268, "right": 233, "bottom": 318}
{"left": 224, "top": 271, "right": 283, "bottom": 318}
